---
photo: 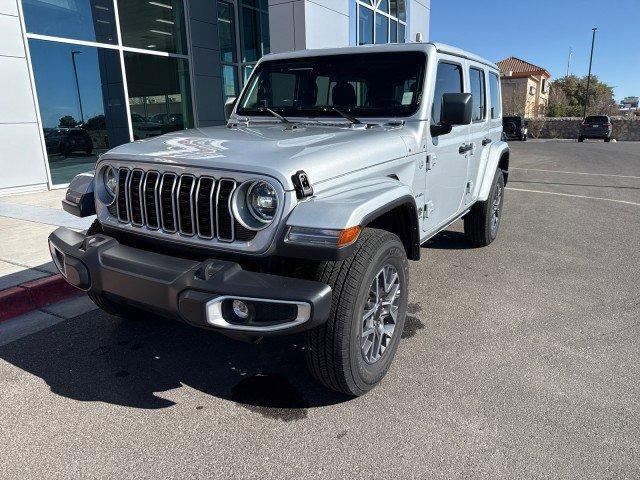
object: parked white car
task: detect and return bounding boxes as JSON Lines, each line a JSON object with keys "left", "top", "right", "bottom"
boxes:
{"left": 51, "top": 42, "right": 509, "bottom": 396}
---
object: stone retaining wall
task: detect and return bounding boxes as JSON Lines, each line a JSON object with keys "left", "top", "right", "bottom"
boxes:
{"left": 525, "top": 117, "right": 640, "bottom": 141}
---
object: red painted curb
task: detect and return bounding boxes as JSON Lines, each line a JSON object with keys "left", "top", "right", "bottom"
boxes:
{"left": 0, "top": 286, "right": 34, "bottom": 322}
{"left": 21, "top": 274, "right": 82, "bottom": 309}
{"left": 0, "top": 274, "right": 82, "bottom": 323}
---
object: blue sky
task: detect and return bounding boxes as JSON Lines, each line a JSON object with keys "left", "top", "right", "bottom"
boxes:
{"left": 429, "top": 0, "right": 640, "bottom": 101}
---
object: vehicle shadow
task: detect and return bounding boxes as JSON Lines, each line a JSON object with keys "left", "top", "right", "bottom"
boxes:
{"left": 423, "top": 230, "right": 480, "bottom": 250}
{"left": 0, "top": 312, "right": 351, "bottom": 419}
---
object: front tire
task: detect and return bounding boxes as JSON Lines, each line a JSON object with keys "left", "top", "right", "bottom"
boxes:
{"left": 305, "top": 228, "right": 409, "bottom": 396}
{"left": 464, "top": 168, "right": 505, "bottom": 247}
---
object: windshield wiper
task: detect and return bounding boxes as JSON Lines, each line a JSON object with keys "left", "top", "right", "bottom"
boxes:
{"left": 320, "top": 105, "right": 362, "bottom": 125}
{"left": 258, "top": 106, "right": 291, "bottom": 124}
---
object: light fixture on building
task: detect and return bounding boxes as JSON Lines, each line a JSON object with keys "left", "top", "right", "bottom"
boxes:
{"left": 148, "top": 1, "right": 173, "bottom": 9}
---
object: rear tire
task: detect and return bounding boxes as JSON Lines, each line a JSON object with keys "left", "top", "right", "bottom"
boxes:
{"left": 604, "top": 137, "right": 611, "bottom": 143}
{"left": 578, "top": 136, "right": 584, "bottom": 142}
{"left": 85, "top": 220, "right": 146, "bottom": 320}
{"left": 304, "top": 228, "right": 409, "bottom": 396}
{"left": 464, "top": 168, "right": 505, "bottom": 247}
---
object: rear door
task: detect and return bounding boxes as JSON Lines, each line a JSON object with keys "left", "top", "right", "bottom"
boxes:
{"left": 424, "top": 56, "right": 469, "bottom": 231}
{"left": 465, "top": 63, "right": 489, "bottom": 205}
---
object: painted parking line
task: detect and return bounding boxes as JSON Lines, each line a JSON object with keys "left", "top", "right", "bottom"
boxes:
{"left": 506, "top": 187, "right": 640, "bottom": 207}
{"left": 510, "top": 167, "right": 640, "bottom": 180}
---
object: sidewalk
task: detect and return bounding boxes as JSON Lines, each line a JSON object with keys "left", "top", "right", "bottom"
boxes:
{"left": 0, "top": 189, "right": 95, "bottom": 320}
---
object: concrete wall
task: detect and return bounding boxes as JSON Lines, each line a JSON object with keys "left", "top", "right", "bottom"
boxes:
{"left": 269, "top": 0, "right": 429, "bottom": 52}
{"left": 409, "top": 0, "right": 430, "bottom": 42}
{"left": 0, "top": 0, "right": 49, "bottom": 195}
{"left": 526, "top": 117, "right": 640, "bottom": 141}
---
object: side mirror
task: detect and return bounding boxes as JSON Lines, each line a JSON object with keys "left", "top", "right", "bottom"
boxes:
{"left": 224, "top": 96, "right": 237, "bottom": 121}
{"left": 431, "top": 93, "right": 472, "bottom": 137}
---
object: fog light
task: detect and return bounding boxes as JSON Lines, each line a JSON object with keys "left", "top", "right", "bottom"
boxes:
{"left": 233, "top": 300, "right": 250, "bottom": 319}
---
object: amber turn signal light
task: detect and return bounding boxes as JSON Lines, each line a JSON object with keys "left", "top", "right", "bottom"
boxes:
{"left": 337, "top": 226, "right": 361, "bottom": 247}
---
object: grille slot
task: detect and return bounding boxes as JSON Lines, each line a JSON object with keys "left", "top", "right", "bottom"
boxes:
{"left": 109, "top": 169, "right": 257, "bottom": 243}
{"left": 216, "top": 179, "right": 236, "bottom": 242}
{"left": 116, "top": 168, "right": 129, "bottom": 223}
{"left": 129, "top": 169, "right": 144, "bottom": 226}
{"left": 196, "top": 177, "right": 215, "bottom": 239}
{"left": 143, "top": 171, "right": 160, "bottom": 229}
{"left": 177, "top": 175, "right": 196, "bottom": 236}
{"left": 159, "top": 173, "right": 177, "bottom": 232}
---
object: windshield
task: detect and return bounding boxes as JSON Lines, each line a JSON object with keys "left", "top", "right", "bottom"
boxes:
{"left": 584, "top": 116, "right": 608, "bottom": 123}
{"left": 236, "top": 51, "right": 426, "bottom": 119}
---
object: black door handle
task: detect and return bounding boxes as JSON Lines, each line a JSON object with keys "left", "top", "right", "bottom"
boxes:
{"left": 459, "top": 143, "right": 472, "bottom": 154}
{"left": 482, "top": 138, "right": 492, "bottom": 146}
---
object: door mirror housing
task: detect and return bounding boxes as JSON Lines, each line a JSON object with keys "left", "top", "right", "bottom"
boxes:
{"left": 431, "top": 93, "right": 473, "bottom": 137}
{"left": 224, "top": 96, "right": 237, "bottom": 121}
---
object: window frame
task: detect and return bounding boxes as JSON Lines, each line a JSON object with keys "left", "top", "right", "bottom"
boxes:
{"left": 431, "top": 60, "right": 464, "bottom": 126}
{"left": 469, "top": 66, "right": 487, "bottom": 124}
{"left": 355, "top": 0, "right": 407, "bottom": 45}
{"left": 217, "top": 0, "right": 269, "bottom": 103}
{"left": 488, "top": 71, "right": 501, "bottom": 120}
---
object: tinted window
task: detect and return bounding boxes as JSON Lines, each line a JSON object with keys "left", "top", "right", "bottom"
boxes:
{"left": 22, "top": 0, "right": 117, "bottom": 44}
{"left": 432, "top": 62, "right": 463, "bottom": 124}
{"left": 118, "top": 0, "right": 187, "bottom": 54}
{"left": 218, "top": 1, "right": 237, "bottom": 63}
{"left": 240, "top": 0, "right": 270, "bottom": 62}
{"left": 238, "top": 52, "right": 426, "bottom": 118}
{"left": 29, "top": 39, "right": 129, "bottom": 185}
{"left": 358, "top": 5, "right": 374, "bottom": 45}
{"left": 489, "top": 72, "right": 501, "bottom": 119}
{"left": 124, "top": 52, "right": 194, "bottom": 137}
{"left": 470, "top": 67, "right": 486, "bottom": 122}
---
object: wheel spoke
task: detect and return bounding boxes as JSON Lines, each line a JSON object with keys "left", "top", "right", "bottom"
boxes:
{"left": 360, "top": 264, "right": 402, "bottom": 364}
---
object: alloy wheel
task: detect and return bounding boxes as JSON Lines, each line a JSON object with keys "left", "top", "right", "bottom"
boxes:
{"left": 361, "top": 265, "right": 401, "bottom": 364}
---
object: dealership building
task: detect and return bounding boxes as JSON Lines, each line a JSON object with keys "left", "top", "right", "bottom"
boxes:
{"left": 0, "top": 0, "right": 430, "bottom": 194}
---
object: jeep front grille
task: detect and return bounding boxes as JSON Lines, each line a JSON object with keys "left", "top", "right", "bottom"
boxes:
{"left": 114, "top": 168, "right": 255, "bottom": 242}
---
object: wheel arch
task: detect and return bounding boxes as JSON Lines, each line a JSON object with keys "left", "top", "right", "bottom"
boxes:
{"left": 478, "top": 142, "right": 509, "bottom": 201}
{"left": 361, "top": 196, "right": 421, "bottom": 261}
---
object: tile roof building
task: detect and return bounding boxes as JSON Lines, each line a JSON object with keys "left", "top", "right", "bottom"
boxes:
{"left": 497, "top": 56, "right": 551, "bottom": 118}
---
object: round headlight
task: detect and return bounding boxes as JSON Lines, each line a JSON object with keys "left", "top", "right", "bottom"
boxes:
{"left": 246, "top": 181, "right": 278, "bottom": 222}
{"left": 103, "top": 166, "right": 117, "bottom": 197}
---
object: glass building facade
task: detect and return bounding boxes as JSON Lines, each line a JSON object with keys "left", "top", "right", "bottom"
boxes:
{"left": 22, "top": 0, "right": 193, "bottom": 185}
{"left": 0, "top": 0, "right": 428, "bottom": 192}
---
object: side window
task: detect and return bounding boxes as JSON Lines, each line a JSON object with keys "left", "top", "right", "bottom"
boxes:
{"left": 469, "top": 67, "right": 486, "bottom": 122}
{"left": 431, "top": 62, "right": 463, "bottom": 124}
{"left": 489, "top": 72, "right": 501, "bottom": 119}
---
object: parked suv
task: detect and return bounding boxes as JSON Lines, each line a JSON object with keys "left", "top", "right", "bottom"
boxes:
{"left": 502, "top": 116, "right": 528, "bottom": 141}
{"left": 45, "top": 128, "right": 93, "bottom": 157}
{"left": 578, "top": 115, "right": 613, "bottom": 142}
{"left": 51, "top": 43, "right": 509, "bottom": 396}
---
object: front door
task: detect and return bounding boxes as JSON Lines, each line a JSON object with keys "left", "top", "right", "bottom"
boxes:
{"left": 423, "top": 57, "right": 469, "bottom": 232}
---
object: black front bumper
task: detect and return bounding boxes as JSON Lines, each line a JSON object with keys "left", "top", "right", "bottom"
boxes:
{"left": 48, "top": 227, "right": 332, "bottom": 336}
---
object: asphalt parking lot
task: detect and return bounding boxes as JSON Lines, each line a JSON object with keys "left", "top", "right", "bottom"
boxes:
{"left": 1, "top": 140, "right": 639, "bottom": 479}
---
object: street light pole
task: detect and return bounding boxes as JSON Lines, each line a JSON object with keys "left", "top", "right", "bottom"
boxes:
{"left": 583, "top": 28, "right": 597, "bottom": 119}
{"left": 71, "top": 50, "right": 85, "bottom": 125}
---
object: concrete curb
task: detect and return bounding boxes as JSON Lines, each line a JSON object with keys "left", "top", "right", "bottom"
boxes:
{"left": 0, "top": 274, "right": 82, "bottom": 322}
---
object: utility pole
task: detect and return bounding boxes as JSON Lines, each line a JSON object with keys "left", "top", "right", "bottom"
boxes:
{"left": 566, "top": 47, "right": 573, "bottom": 77}
{"left": 583, "top": 28, "right": 597, "bottom": 119}
{"left": 71, "top": 50, "right": 85, "bottom": 125}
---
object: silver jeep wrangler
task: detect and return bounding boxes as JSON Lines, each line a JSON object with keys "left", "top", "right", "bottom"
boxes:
{"left": 50, "top": 42, "right": 509, "bottom": 396}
